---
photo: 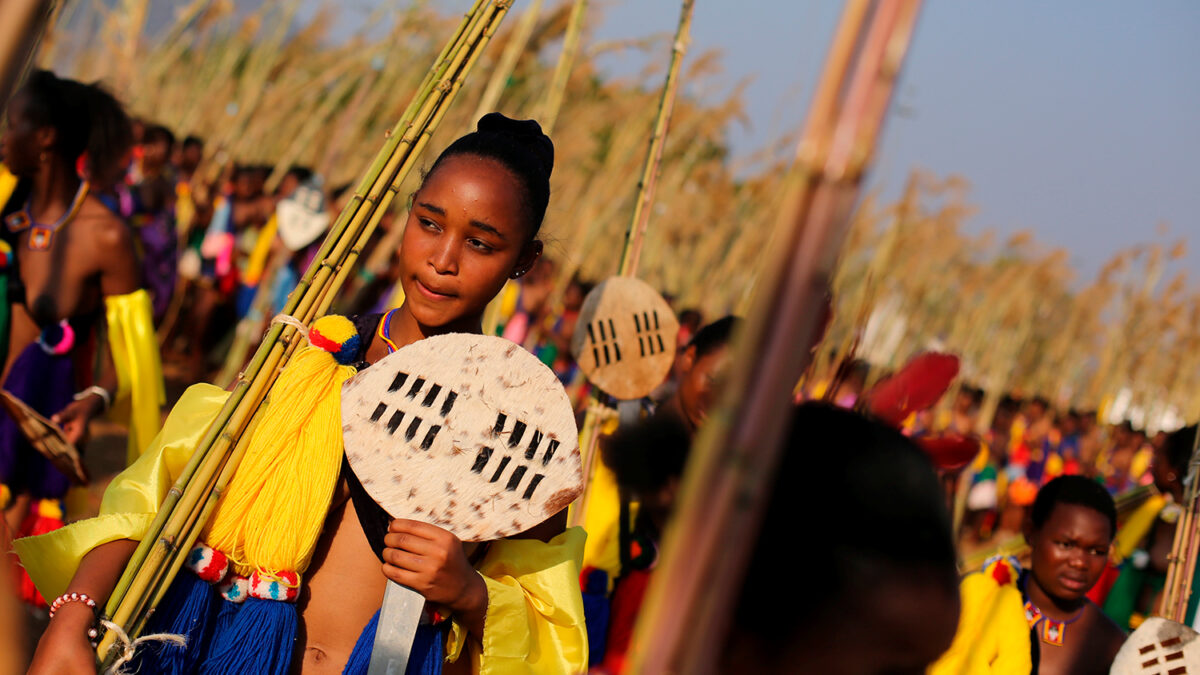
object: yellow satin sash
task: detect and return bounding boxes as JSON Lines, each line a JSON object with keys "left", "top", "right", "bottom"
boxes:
{"left": 105, "top": 289, "right": 167, "bottom": 464}
{"left": 243, "top": 213, "right": 278, "bottom": 287}
{"left": 447, "top": 527, "right": 590, "bottom": 674}
{"left": 928, "top": 559, "right": 1032, "bottom": 675}
{"left": 1112, "top": 494, "right": 1167, "bottom": 564}
{"left": 13, "top": 383, "right": 228, "bottom": 600}
{"left": 0, "top": 164, "right": 16, "bottom": 210}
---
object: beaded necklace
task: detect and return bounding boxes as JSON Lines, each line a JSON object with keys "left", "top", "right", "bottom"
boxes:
{"left": 376, "top": 307, "right": 402, "bottom": 354}
{"left": 1022, "top": 574, "right": 1086, "bottom": 647}
{"left": 6, "top": 180, "right": 90, "bottom": 251}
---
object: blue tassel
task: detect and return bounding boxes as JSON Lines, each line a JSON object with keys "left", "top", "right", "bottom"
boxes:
{"left": 197, "top": 597, "right": 241, "bottom": 665}
{"left": 341, "top": 611, "right": 444, "bottom": 675}
{"left": 342, "top": 610, "right": 380, "bottom": 675}
{"left": 131, "top": 572, "right": 217, "bottom": 674}
{"left": 199, "top": 598, "right": 297, "bottom": 675}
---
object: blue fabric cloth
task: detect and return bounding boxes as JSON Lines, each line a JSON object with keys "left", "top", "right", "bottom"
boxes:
{"left": 342, "top": 609, "right": 445, "bottom": 675}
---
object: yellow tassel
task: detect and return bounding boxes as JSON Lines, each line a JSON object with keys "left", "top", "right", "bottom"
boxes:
{"left": 205, "top": 318, "right": 358, "bottom": 580}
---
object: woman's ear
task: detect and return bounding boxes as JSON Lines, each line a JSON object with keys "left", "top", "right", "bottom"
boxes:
{"left": 36, "top": 126, "right": 56, "bottom": 155}
{"left": 511, "top": 239, "right": 543, "bottom": 279}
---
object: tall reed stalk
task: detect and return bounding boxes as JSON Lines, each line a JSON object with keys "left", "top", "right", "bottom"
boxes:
{"left": 626, "top": 2, "right": 924, "bottom": 671}
{"left": 567, "top": 0, "right": 696, "bottom": 529}
{"left": 536, "top": 0, "right": 587, "bottom": 134}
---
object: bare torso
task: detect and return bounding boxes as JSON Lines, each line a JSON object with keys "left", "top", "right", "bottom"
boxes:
{"left": 295, "top": 481, "right": 388, "bottom": 673}
{"left": 295, "top": 478, "right": 480, "bottom": 674}
{"left": 4, "top": 195, "right": 137, "bottom": 378}
{"left": 1036, "top": 601, "right": 1125, "bottom": 675}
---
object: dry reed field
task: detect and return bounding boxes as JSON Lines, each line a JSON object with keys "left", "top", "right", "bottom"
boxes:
{"left": 42, "top": 0, "right": 1200, "bottom": 428}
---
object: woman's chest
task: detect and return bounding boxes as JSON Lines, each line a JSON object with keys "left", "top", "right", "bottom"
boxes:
{"left": 14, "top": 234, "right": 101, "bottom": 324}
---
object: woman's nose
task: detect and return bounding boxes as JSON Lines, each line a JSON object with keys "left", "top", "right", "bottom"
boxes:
{"left": 429, "top": 239, "right": 458, "bottom": 275}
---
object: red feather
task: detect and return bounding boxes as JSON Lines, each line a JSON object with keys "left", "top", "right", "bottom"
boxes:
{"left": 866, "top": 352, "right": 960, "bottom": 426}
{"left": 917, "top": 433, "right": 982, "bottom": 471}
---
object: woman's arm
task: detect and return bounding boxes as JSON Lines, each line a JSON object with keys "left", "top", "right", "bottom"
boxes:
{"left": 51, "top": 214, "right": 140, "bottom": 444}
{"left": 27, "top": 539, "right": 138, "bottom": 675}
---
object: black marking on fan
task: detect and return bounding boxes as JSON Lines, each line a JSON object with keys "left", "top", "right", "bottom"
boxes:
{"left": 525, "top": 429, "right": 543, "bottom": 460}
{"left": 493, "top": 412, "right": 507, "bottom": 436}
{"left": 508, "top": 420, "right": 527, "bottom": 448}
{"left": 543, "top": 439, "right": 560, "bottom": 465}
{"left": 490, "top": 456, "right": 511, "bottom": 482}
{"left": 406, "top": 377, "right": 425, "bottom": 399}
{"left": 388, "top": 371, "right": 409, "bottom": 393}
{"left": 522, "top": 474, "right": 544, "bottom": 500}
{"left": 506, "top": 466, "right": 527, "bottom": 491}
{"left": 653, "top": 310, "right": 660, "bottom": 330}
{"left": 386, "top": 410, "right": 405, "bottom": 434}
{"left": 471, "top": 447, "right": 493, "bottom": 473}
{"left": 370, "top": 402, "right": 388, "bottom": 422}
{"left": 404, "top": 416, "right": 422, "bottom": 442}
{"left": 419, "top": 425, "right": 440, "bottom": 450}
{"left": 440, "top": 391, "right": 457, "bottom": 416}
{"left": 420, "top": 384, "right": 442, "bottom": 408}
{"left": 657, "top": 334, "right": 666, "bottom": 352}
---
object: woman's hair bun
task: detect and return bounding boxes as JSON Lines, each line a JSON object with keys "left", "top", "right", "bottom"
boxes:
{"left": 426, "top": 112, "right": 556, "bottom": 236}
{"left": 475, "top": 112, "right": 554, "bottom": 176}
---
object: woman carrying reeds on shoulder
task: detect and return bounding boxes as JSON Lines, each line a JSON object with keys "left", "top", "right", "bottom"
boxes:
{"left": 21, "top": 114, "right": 588, "bottom": 675}
{"left": 0, "top": 70, "right": 163, "bottom": 602}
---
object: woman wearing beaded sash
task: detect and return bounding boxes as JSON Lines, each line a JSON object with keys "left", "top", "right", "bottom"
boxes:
{"left": 0, "top": 70, "right": 164, "bottom": 597}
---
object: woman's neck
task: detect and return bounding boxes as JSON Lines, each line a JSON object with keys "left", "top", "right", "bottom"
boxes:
{"left": 29, "top": 160, "right": 82, "bottom": 222}
{"left": 388, "top": 301, "right": 483, "bottom": 351}
{"left": 1026, "top": 572, "right": 1085, "bottom": 620}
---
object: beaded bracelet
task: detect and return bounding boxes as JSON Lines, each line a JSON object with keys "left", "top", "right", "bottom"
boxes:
{"left": 49, "top": 592, "right": 101, "bottom": 640}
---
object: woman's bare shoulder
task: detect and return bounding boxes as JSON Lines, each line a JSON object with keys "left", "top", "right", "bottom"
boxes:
{"left": 78, "top": 196, "right": 133, "bottom": 252}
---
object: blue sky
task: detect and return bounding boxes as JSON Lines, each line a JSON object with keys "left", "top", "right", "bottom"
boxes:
{"left": 277, "top": 0, "right": 1200, "bottom": 282}
{"left": 582, "top": 1, "right": 1200, "bottom": 283}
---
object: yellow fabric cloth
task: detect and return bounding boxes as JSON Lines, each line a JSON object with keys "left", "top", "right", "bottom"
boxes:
{"left": 386, "top": 280, "right": 407, "bottom": 311}
{"left": 14, "top": 383, "right": 228, "bottom": 600}
{"left": 928, "top": 559, "right": 1032, "bottom": 675}
{"left": 105, "top": 289, "right": 167, "bottom": 463}
{"left": 243, "top": 213, "right": 278, "bottom": 286}
{"left": 578, "top": 458, "right": 633, "bottom": 583}
{"left": 446, "top": 528, "right": 589, "bottom": 674}
{"left": 575, "top": 414, "right": 628, "bottom": 582}
{"left": 1112, "top": 494, "right": 1167, "bottom": 564}
{"left": 175, "top": 182, "right": 196, "bottom": 236}
{"left": 1130, "top": 448, "right": 1153, "bottom": 484}
{"left": 0, "top": 164, "right": 16, "bottom": 211}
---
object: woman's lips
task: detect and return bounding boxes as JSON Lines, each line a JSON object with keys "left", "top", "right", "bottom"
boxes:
{"left": 415, "top": 278, "right": 455, "bottom": 301}
{"left": 1059, "top": 575, "right": 1089, "bottom": 592}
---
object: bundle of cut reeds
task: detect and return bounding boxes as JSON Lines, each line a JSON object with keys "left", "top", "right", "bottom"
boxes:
{"left": 96, "top": 0, "right": 512, "bottom": 662}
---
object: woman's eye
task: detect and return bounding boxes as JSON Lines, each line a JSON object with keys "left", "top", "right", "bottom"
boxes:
{"left": 420, "top": 218, "right": 440, "bottom": 232}
{"left": 467, "top": 238, "right": 494, "bottom": 252}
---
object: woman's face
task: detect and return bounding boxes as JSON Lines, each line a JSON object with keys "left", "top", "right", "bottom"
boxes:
{"left": 400, "top": 154, "right": 540, "bottom": 331}
{"left": 1, "top": 92, "right": 45, "bottom": 176}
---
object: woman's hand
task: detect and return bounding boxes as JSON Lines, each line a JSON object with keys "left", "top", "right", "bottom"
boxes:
{"left": 27, "top": 603, "right": 98, "bottom": 674}
{"left": 382, "top": 519, "right": 488, "bottom": 636}
{"left": 51, "top": 396, "right": 103, "bottom": 446}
